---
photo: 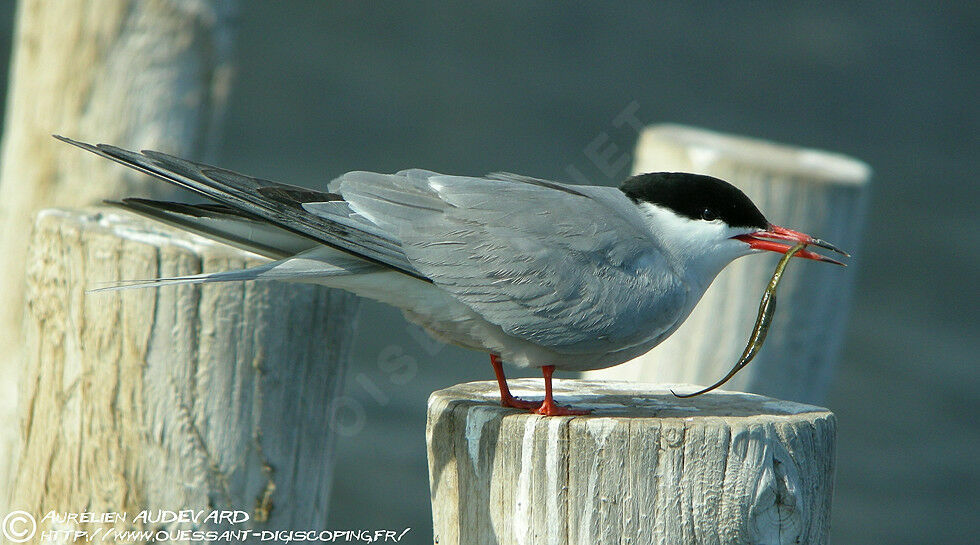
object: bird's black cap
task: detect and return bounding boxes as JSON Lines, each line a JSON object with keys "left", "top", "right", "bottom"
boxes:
{"left": 619, "top": 172, "right": 769, "bottom": 229}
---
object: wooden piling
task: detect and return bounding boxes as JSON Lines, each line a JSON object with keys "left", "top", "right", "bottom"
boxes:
{"left": 7, "top": 208, "right": 357, "bottom": 537}
{"left": 427, "top": 379, "right": 836, "bottom": 545}
{"left": 0, "top": 0, "right": 238, "bottom": 498}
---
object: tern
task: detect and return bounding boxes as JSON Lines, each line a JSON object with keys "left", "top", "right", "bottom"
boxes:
{"left": 56, "top": 136, "right": 846, "bottom": 416}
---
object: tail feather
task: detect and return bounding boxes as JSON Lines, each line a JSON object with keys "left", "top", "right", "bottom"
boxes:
{"left": 53, "top": 135, "right": 426, "bottom": 280}
{"left": 108, "top": 198, "right": 318, "bottom": 259}
{"left": 90, "top": 270, "right": 261, "bottom": 292}
{"left": 89, "top": 247, "right": 381, "bottom": 293}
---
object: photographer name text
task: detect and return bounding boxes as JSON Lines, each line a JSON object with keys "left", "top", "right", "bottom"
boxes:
{"left": 42, "top": 509, "right": 249, "bottom": 525}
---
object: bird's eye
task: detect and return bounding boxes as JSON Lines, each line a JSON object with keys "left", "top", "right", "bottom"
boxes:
{"left": 700, "top": 208, "right": 718, "bottom": 221}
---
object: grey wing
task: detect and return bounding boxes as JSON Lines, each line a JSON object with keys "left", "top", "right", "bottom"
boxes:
{"left": 56, "top": 136, "right": 423, "bottom": 279}
{"left": 107, "top": 198, "right": 319, "bottom": 259}
{"left": 338, "top": 170, "right": 680, "bottom": 351}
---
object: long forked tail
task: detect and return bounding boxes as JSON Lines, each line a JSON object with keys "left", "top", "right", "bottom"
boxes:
{"left": 89, "top": 247, "right": 379, "bottom": 293}
{"left": 91, "top": 267, "right": 271, "bottom": 293}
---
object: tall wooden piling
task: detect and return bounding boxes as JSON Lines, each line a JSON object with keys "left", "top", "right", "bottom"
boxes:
{"left": 7, "top": 208, "right": 357, "bottom": 539}
{"left": 0, "top": 0, "right": 239, "bottom": 499}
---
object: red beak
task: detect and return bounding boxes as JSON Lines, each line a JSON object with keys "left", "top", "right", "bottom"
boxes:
{"left": 733, "top": 225, "right": 849, "bottom": 266}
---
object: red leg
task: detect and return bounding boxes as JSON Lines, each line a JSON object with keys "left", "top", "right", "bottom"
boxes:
{"left": 533, "top": 365, "right": 590, "bottom": 416}
{"left": 490, "top": 354, "right": 539, "bottom": 410}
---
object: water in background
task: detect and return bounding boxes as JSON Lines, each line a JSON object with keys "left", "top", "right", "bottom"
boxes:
{"left": 1, "top": 3, "right": 975, "bottom": 544}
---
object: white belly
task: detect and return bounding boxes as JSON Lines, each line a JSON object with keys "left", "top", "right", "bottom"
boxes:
{"left": 310, "top": 270, "right": 697, "bottom": 372}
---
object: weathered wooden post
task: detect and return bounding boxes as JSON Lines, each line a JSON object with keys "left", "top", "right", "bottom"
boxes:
{"left": 8, "top": 208, "right": 357, "bottom": 540}
{"left": 585, "top": 124, "right": 871, "bottom": 404}
{"left": 0, "top": 0, "right": 238, "bottom": 497}
{"left": 427, "top": 380, "right": 836, "bottom": 545}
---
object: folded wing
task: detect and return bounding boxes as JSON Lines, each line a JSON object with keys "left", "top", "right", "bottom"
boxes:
{"left": 337, "top": 170, "right": 677, "bottom": 351}
{"left": 59, "top": 136, "right": 679, "bottom": 353}
{"left": 55, "top": 136, "right": 423, "bottom": 280}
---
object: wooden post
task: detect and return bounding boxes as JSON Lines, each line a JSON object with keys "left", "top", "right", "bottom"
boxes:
{"left": 0, "top": 0, "right": 238, "bottom": 497}
{"left": 585, "top": 124, "right": 871, "bottom": 404}
{"left": 8, "top": 208, "right": 358, "bottom": 537}
{"left": 427, "top": 380, "right": 836, "bottom": 545}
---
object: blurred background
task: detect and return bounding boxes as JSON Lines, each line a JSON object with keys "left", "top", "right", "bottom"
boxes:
{"left": 0, "top": 2, "right": 975, "bottom": 543}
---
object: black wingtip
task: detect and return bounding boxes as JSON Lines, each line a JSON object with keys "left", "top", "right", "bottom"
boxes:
{"left": 105, "top": 198, "right": 152, "bottom": 208}
{"left": 53, "top": 134, "right": 102, "bottom": 153}
{"left": 53, "top": 134, "right": 78, "bottom": 145}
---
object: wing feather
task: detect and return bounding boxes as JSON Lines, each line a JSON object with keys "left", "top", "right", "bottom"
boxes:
{"left": 337, "top": 171, "right": 682, "bottom": 351}
{"left": 54, "top": 136, "right": 424, "bottom": 280}
{"left": 108, "top": 198, "right": 318, "bottom": 259}
{"left": 59, "top": 136, "right": 682, "bottom": 354}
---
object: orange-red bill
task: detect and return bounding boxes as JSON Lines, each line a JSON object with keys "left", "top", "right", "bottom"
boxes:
{"left": 733, "top": 225, "right": 848, "bottom": 266}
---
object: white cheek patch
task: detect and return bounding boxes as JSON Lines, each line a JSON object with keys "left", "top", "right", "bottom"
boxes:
{"left": 635, "top": 202, "right": 754, "bottom": 278}
{"left": 637, "top": 203, "right": 727, "bottom": 250}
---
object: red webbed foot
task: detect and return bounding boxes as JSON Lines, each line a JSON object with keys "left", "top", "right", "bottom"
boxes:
{"left": 532, "top": 399, "right": 591, "bottom": 416}
{"left": 490, "top": 356, "right": 591, "bottom": 416}
{"left": 531, "top": 365, "right": 590, "bottom": 416}
{"left": 491, "top": 354, "right": 540, "bottom": 409}
{"left": 500, "top": 395, "right": 542, "bottom": 411}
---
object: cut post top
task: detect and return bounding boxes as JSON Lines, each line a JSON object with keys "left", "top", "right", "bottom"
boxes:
{"left": 638, "top": 123, "right": 872, "bottom": 185}
{"left": 429, "top": 379, "right": 832, "bottom": 421}
{"left": 426, "top": 379, "right": 837, "bottom": 545}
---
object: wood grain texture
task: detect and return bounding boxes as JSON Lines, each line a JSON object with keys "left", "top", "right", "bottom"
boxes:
{"left": 0, "top": 0, "right": 238, "bottom": 497}
{"left": 585, "top": 124, "right": 871, "bottom": 405}
{"left": 8, "top": 208, "right": 358, "bottom": 538}
{"left": 427, "top": 380, "right": 836, "bottom": 545}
